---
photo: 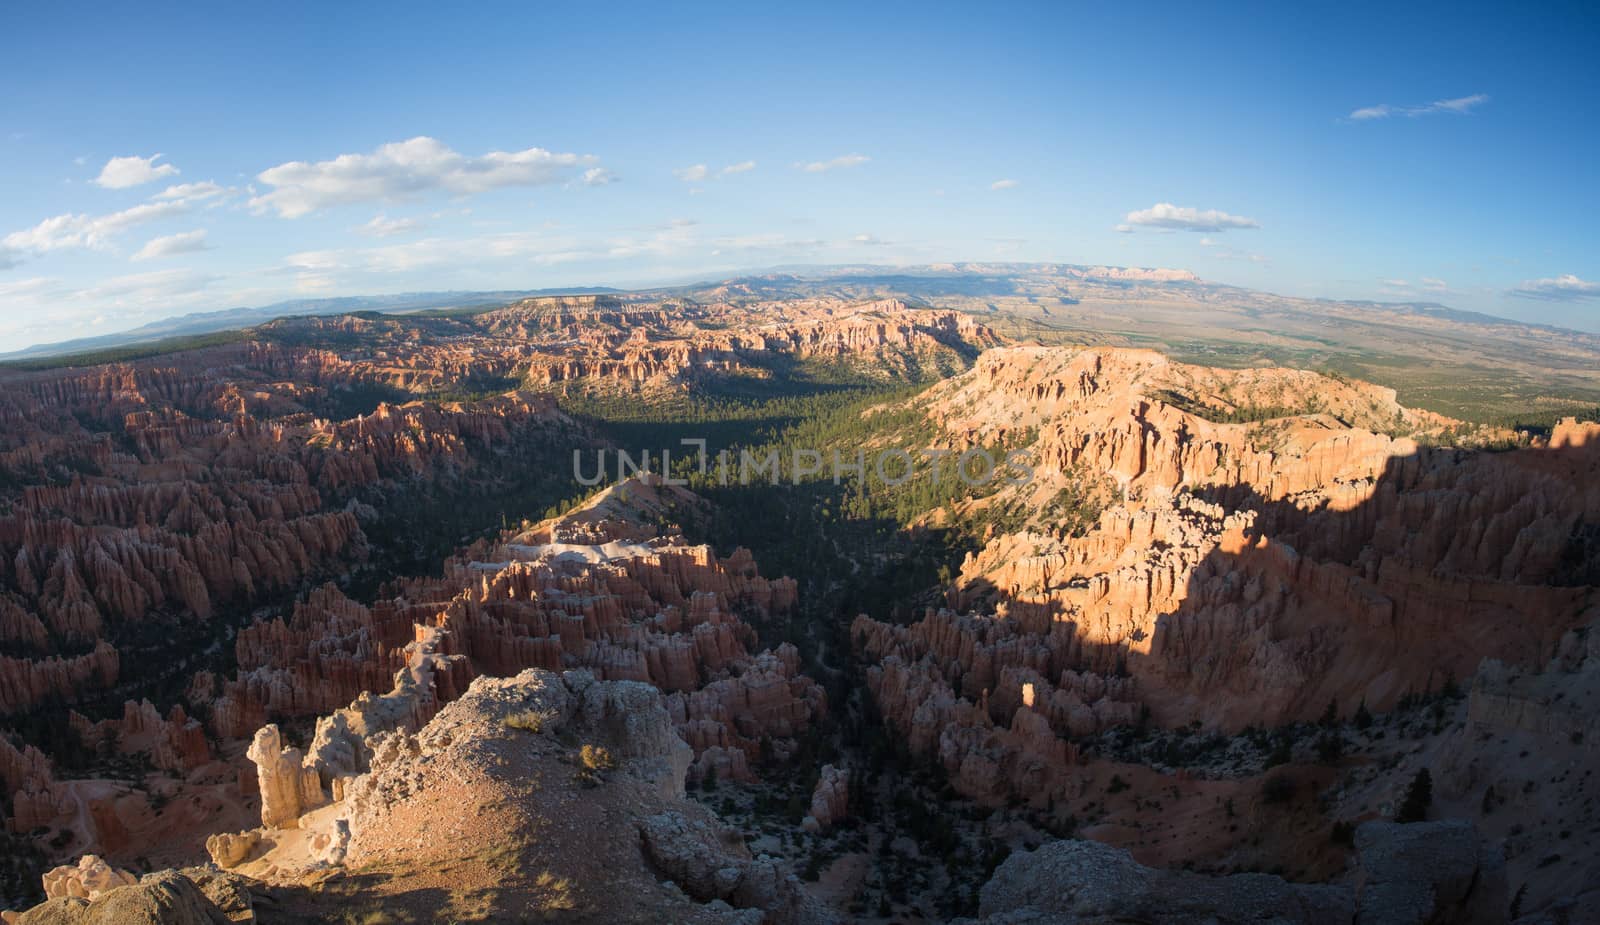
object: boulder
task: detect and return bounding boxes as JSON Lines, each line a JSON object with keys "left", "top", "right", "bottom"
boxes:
{"left": 10, "top": 871, "right": 232, "bottom": 925}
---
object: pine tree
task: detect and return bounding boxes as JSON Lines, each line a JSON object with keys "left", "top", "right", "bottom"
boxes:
{"left": 1316, "top": 733, "right": 1344, "bottom": 765}
{"left": 1396, "top": 767, "right": 1433, "bottom": 823}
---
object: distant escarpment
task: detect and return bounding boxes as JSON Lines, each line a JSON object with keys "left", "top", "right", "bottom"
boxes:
{"left": 486, "top": 296, "right": 1000, "bottom": 389}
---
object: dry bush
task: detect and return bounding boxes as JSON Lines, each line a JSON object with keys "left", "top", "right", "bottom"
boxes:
{"left": 504, "top": 709, "right": 557, "bottom": 734}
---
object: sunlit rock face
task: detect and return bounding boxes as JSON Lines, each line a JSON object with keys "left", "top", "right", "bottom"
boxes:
{"left": 854, "top": 345, "right": 1600, "bottom": 808}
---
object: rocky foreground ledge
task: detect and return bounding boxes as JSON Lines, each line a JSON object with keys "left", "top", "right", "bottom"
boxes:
{"left": 7, "top": 664, "right": 835, "bottom": 923}
{"left": 5, "top": 659, "right": 1515, "bottom": 924}
{"left": 966, "top": 818, "right": 1505, "bottom": 924}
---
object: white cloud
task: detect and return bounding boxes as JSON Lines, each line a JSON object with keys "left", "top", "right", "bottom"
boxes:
{"left": 676, "top": 161, "right": 753, "bottom": 183}
{"left": 3, "top": 200, "right": 190, "bottom": 256}
{"left": 1379, "top": 276, "right": 1461, "bottom": 298}
{"left": 990, "top": 179, "right": 1019, "bottom": 191}
{"left": 796, "top": 154, "right": 870, "bottom": 173}
{"left": 357, "top": 213, "right": 424, "bottom": 238}
{"left": 132, "top": 229, "right": 210, "bottom": 261}
{"left": 1198, "top": 236, "right": 1268, "bottom": 263}
{"left": 1432, "top": 94, "right": 1489, "bottom": 114}
{"left": 1120, "top": 202, "right": 1259, "bottom": 233}
{"left": 1349, "top": 94, "right": 1489, "bottom": 121}
{"left": 0, "top": 271, "right": 294, "bottom": 353}
{"left": 94, "top": 154, "right": 180, "bottom": 189}
{"left": 82, "top": 267, "right": 217, "bottom": 299}
{"left": 152, "top": 181, "right": 230, "bottom": 204}
{"left": 0, "top": 269, "right": 214, "bottom": 333}
{"left": 582, "top": 167, "right": 617, "bottom": 186}
{"left": 1511, "top": 274, "right": 1600, "bottom": 301}
{"left": 249, "top": 137, "right": 599, "bottom": 218}
{"left": 282, "top": 232, "right": 591, "bottom": 277}
{"left": 0, "top": 276, "right": 59, "bottom": 300}
{"left": 275, "top": 222, "right": 891, "bottom": 288}
{"left": 1349, "top": 105, "right": 1391, "bottom": 120}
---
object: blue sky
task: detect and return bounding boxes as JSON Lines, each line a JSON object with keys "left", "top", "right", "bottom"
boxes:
{"left": 1, "top": 1, "right": 1596, "bottom": 351}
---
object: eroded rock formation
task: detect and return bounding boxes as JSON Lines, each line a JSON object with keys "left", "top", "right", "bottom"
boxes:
{"left": 803, "top": 764, "right": 849, "bottom": 833}
{"left": 68, "top": 701, "right": 210, "bottom": 773}
{"left": 854, "top": 347, "right": 1600, "bottom": 814}
{"left": 197, "top": 477, "right": 824, "bottom": 787}
{"left": 37, "top": 855, "right": 136, "bottom": 904}
{"left": 7, "top": 868, "right": 249, "bottom": 925}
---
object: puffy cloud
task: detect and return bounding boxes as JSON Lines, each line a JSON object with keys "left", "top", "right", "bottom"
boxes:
{"left": 582, "top": 167, "right": 617, "bottom": 186}
{"left": 1119, "top": 202, "right": 1259, "bottom": 233}
{"left": 2, "top": 201, "right": 190, "bottom": 256}
{"left": 356, "top": 213, "right": 424, "bottom": 238}
{"left": 1511, "top": 274, "right": 1600, "bottom": 301}
{"left": 248, "top": 136, "right": 599, "bottom": 218}
{"left": 674, "top": 164, "right": 710, "bottom": 182}
{"left": 990, "top": 178, "right": 1019, "bottom": 190}
{"left": 94, "top": 154, "right": 180, "bottom": 189}
{"left": 717, "top": 161, "right": 756, "bottom": 177}
{"left": 1349, "top": 94, "right": 1488, "bottom": 121}
{"left": 131, "top": 229, "right": 210, "bottom": 261}
{"left": 796, "top": 154, "right": 869, "bottom": 173}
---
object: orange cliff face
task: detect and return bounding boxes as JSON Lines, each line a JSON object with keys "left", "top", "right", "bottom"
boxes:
{"left": 852, "top": 345, "right": 1600, "bottom": 808}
